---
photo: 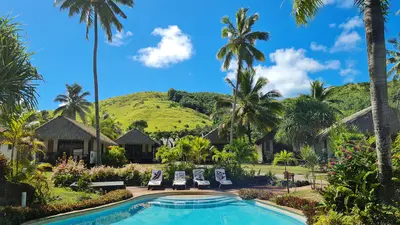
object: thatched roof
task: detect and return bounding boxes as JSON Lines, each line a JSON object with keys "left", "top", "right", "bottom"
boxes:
{"left": 317, "top": 106, "right": 400, "bottom": 140}
{"left": 35, "top": 116, "right": 117, "bottom": 145}
{"left": 116, "top": 129, "right": 159, "bottom": 145}
{"left": 203, "top": 128, "right": 229, "bottom": 144}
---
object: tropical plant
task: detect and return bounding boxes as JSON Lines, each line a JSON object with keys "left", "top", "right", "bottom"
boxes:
{"left": 214, "top": 69, "right": 282, "bottom": 143}
{"left": 0, "top": 16, "right": 42, "bottom": 114}
{"left": 128, "top": 120, "right": 148, "bottom": 132}
{"left": 102, "top": 146, "right": 127, "bottom": 167}
{"left": 55, "top": 0, "right": 134, "bottom": 165}
{"left": 276, "top": 98, "right": 336, "bottom": 150}
{"left": 273, "top": 150, "right": 296, "bottom": 193}
{"left": 387, "top": 34, "right": 400, "bottom": 80}
{"left": 217, "top": 8, "right": 269, "bottom": 144}
{"left": 305, "top": 80, "right": 341, "bottom": 104}
{"left": 300, "top": 145, "right": 318, "bottom": 189}
{"left": 190, "top": 136, "right": 214, "bottom": 164}
{"left": 86, "top": 111, "right": 123, "bottom": 140}
{"left": 54, "top": 83, "right": 91, "bottom": 122}
{"left": 217, "top": 139, "right": 258, "bottom": 167}
{"left": 290, "top": 0, "right": 394, "bottom": 204}
{"left": 0, "top": 112, "right": 44, "bottom": 181}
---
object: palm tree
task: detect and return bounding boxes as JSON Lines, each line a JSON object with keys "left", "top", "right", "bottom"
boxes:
{"left": 306, "top": 81, "right": 341, "bottom": 104}
{"left": 0, "top": 112, "right": 44, "bottom": 181}
{"left": 300, "top": 145, "right": 319, "bottom": 189}
{"left": 290, "top": 0, "right": 394, "bottom": 204}
{"left": 55, "top": 0, "right": 133, "bottom": 165}
{"left": 273, "top": 150, "right": 296, "bottom": 193}
{"left": 387, "top": 34, "right": 400, "bottom": 80}
{"left": 54, "top": 83, "right": 91, "bottom": 122}
{"left": 190, "top": 136, "right": 214, "bottom": 165}
{"left": 217, "top": 8, "right": 269, "bottom": 144}
{"left": 0, "top": 16, "right": 42, "bottom": 114}
{"left": 214, "top": 69, "right": 283, "bottom": 144}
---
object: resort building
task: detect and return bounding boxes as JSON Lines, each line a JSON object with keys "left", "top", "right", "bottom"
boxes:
{"left": 314, "top": 106, "right": 400, "bottom": 157}
{"left": 35, "top": 116, "right": 117, "bottom": 164}
{"left": 203, "top": 128, "right": 229, "bottom": 150}
{"left": 116, "top": 129, "right": 159, "bottom": 163}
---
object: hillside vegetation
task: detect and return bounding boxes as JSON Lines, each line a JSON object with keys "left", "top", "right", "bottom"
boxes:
{"left": 99, "top": 92, "right": 212, "bottom": 132}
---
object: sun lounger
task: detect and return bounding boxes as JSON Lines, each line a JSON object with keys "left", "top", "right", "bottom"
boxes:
{"left": 215, "top": 168, "right": 233, "bottom": 189}
{"left": 172, "top": 171, "right": 187, "bottom": 190}
{"left": 70, "top": 181, "right": 125, "bottom": 191}
{"left": 193, "top": 169, "right": 210, "bottom": 189}
{"left": 148, "top": 170, "right": 163, "bottom": 190}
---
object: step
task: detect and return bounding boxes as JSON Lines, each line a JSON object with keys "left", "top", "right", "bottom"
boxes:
{"left": 156, "top": 197, "right": 232, "bottom": 205}
{"left": 149, "top": 199, "right": 237, "bottom": 209}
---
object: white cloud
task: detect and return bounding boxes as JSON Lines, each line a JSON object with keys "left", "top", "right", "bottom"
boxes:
{"left": 106, "top": 30, "right": 133, "bottom": 47}
{"left": 339, "top": 16, "right": 363, "bottom": 30}
{"left": 340, "top": 59, "right": 359, "bottom": 82}
{"left": 310, "top": 42, "right": 328, "bottom": 52}
{"left": 323, "top": 0, "right": 354, "bottom": 8}
{"left": 331, "top": 31, "right": 362, "bottom": 52}
{"left": 225, "top": 48, "right": 340, "bottom": 97}
{"left": 133, "top": 25, "right": 193, "bottom": 68}
{"left": 329, "top": 23, "right": 337, "bottom": 28}
{"left": 330, "top": 16, "right": 363, "bottom": 53}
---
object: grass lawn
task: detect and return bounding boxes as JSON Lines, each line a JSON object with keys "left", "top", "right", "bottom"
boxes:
{"left": 44, "top": 172, "right": 100, "bottom": 205}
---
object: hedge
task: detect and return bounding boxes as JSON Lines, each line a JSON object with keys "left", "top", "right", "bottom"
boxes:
{"left": 0, "top": 190, "right": 133, "bottom": 225}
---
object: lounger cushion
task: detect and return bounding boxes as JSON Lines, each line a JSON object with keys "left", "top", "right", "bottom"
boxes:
{"left": 195, "top": 180, "right": 211, "bottom": 186}
{"left": 173, "top": 180, "right": 186, "bottom": 186}
{"left": 148, "top": 180, "right": 162, "bottom": 186}
{"left": 220, "top": 180, "right": 232, "bottom": 185}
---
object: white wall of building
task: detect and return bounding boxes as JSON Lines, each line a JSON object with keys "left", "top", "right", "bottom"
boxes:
{"left": 0, "top": 144, "right": 15, "bottom": 160}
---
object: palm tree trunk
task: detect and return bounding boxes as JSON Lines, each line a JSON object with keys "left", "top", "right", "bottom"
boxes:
{"left": 93, "top": 10, "right": 102, "bottom": 165}
{"left": 247, "top": 122, "right": 252, "bottom": 144}
{"left": 10, "top": 144, "right": 14, "bottom": 178}
{"left": 229, "top": 59, "right": 242, "bottom": 144}
{"left": 285, "top": 163, "right": 289, "bottom": 193}
{"left": 364, "top": 0, "right": 394, "bottom": 203}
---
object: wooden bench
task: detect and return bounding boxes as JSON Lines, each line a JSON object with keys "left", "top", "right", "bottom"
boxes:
{"left": 70, "top": 181, "right": 125, "bottom": 191}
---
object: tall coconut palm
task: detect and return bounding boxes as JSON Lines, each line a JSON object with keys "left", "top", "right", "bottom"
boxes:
{"left": 0, "top": 16, "right": 42, "bottom": 114}
{"left": 291, "top": 0, "right": 393, "bottom": 203}
{"left": 387, "top": 34, "right": 400, "bottom": 80}
{"left": 217, "top": 8, "right": 269, "bottom": 144}
{"left": 55, "top": 0, "right": 134, "bottom": 165}
{"left": 54, "top": 83, "right": 91, "bottom": 122}
{"left": 214, "top": 69, "right": 283, "bottom": 144}
{"left": 307, "top": 81, "right": 341, "bottom": 104}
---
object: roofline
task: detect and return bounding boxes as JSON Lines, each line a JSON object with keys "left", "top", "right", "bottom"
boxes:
{"left": 116, "top": 128, "right": 160, "bottom": 145}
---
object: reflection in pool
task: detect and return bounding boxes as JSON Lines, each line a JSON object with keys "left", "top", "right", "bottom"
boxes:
{"left": 46, "top": 195, "right": 305, "bottom": 225}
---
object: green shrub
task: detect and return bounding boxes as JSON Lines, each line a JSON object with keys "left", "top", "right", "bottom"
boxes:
{"left": 0, "top": 152, "right": 10, "bottom": 180}
{"left": 102, "top": 146, "right": 128, "bottom": 167}
{"left": 0, "top": 189, "right": 133, "bottom": 225}
{"left": 36, "top": 163, "right": 53, "bottom": 172}
{"left": 275, "top": 195, "right": 318, "bottom": 211}
{"left": 77, "top": 173, "right": 91, "bottom": 192}
{"left": 52, "top": 154, "right": 85, "bottom": 187}
{"left": 294, "top": 180, "right": 310, "bottom": 187}
{"left": 238, "top": 189, "right": 274, "bottom": 200}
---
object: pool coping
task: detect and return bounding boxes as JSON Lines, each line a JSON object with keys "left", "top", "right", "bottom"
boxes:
{"left": 23, "top": 191, "right": 306, "bottom": 225}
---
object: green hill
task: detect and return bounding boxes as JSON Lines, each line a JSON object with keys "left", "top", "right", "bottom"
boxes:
{"left": 99, "top": 92, "right": 213, "bottom": 132}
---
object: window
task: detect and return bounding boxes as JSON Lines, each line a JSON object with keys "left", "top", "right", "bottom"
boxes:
{"left": 8, "top": 144, "right": 12, "bottom": 150}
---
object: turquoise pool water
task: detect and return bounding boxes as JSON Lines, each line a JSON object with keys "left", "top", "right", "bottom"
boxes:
{"left": 46, "top": 195, "right": 305, "bottom": 225}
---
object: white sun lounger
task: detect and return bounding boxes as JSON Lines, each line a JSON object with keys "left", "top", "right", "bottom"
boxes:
{"left": 172, "top": 171, "right": 187, "bottom": 190}
{"left": 215, "top": 168, "right": 233, "bottom": 189}
{"left": 148, "top": 170, "right": 163, "bottom": 190}
{"left": 193, "top": 169, "right": 210, "bottom": 189}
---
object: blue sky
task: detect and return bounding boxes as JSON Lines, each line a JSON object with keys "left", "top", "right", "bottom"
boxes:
{"left": 1, "top": 0, "right": 399, "bottom": 110}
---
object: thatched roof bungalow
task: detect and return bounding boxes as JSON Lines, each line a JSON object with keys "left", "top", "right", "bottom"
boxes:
{"left": 203, "top": 128, "right": 229, "bottom": 150}
{"left": 314, "top": 106, "right": 400, "bottom": 157}
{"left": 35, "top": 116, "right": 117, "bottom": 164}
{"left": 116, "top": 129, "right": 159, "bottom": 163}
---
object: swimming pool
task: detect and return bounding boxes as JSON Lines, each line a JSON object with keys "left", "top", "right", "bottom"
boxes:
{"left": 45, "top": 195, "right": 306, "bottom": 225}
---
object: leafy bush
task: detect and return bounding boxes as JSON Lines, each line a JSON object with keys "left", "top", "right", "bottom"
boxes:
{"left": 36, "top": 163, "right": 53, "bottom": 172}
{"left": 275, "top": 195, "right": 318, "bottom": 211}
{"left": 0, "top": 189, "right": 133, "bottom": 225}
{"left": 102, "top": 146, "right": 127, "bottom": 167}
{"left": 294, "top": 180, "right": 310, "bottom": 187}
{"left": 238, "top": 189, "right": 274, "bottom": 200}
{"left": 29, "top": 171, "right": 50, "bottom": 204}
{"left": 0, "top": 152, "right": 10, "bottom": 180}
{"left": 52, "top": 154, "right": 86, "bottom": 187}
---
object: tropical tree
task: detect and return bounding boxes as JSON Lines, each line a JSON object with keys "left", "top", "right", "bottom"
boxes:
{"left": 305, "top": 81, "right": 341, "bottom": 104}
{"left": 273, "top": 150, "right": 296, "bottom": 193}
{"left": 387, "top": 34, "right": 400, "bottom": 80}
{"left": 190, "top": 136, "right": 214, "bottom": 165}
{"left": 214, "top": 69, "right": 282, "bottom": 143}
{"left": 300, "top": 145, "right": 319, "bottom": 189}
{"left": 276, "top": 98, "right": 336, "bottom": 150}
{"left": 290, "top": 0, "right": 394, "bottom": 203}
{"left": 217, "top": 8, "right": 269, "bottom": 144}
{"left": 128, "top": 120, "right": 148, "bottom": 132}
{"left": 0, "top": 112, "right": 44, "bottom": 181}
{"left": 0, "top": 16, "right": 42, "bottom": 114}
{"left": 55, "top": 0, "right": 134, "bottom": 165}
{"left": 86, "top": 111, "right": 123, "bottom": 140}
{"left": 54, "top": 83, "right": 91, "bottom": 122}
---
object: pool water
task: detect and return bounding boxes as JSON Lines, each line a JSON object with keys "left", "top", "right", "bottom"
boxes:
{"left": 46, "top": 195, "right": 305, "bottom": 225}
